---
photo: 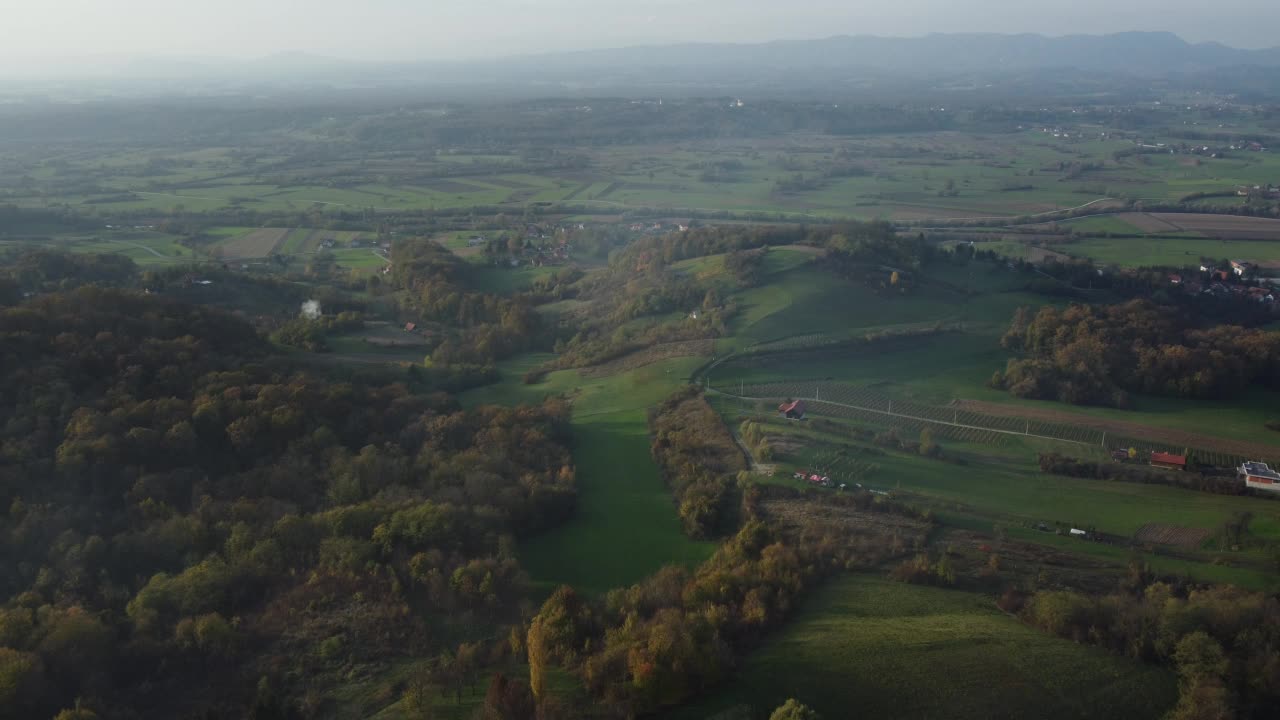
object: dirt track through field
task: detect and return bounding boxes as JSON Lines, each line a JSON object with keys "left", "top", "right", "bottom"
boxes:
{"left": 952, "top": 399, "right": 1280, "bottom": 460}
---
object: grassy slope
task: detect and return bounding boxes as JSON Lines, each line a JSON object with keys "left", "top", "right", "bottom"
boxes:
{"left": 672, "top": 574, "right": 1177, "bottom": 720}
{"left": 462, "top": 354, "right": 714, "bottom": 594}
{"left": 719, "top": 401, "right": 1280, "bottom": 590}
{"left": 712, "top": 328, "right": 1280, "bottom": 450}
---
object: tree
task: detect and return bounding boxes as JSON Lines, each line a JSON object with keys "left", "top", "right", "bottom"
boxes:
{"left": 400, "top": 673, "right": 435, "bottom": 720}
{"left": 918, "top": 427, "right": 938, "bottom": 457}
{"left": 0, "top": 648, "right": 43, "bottom": 715}
{"left": 526, "top": 618, "right": 548, "bottom": 702}
{"left": 1174, "top": 632, "right": 1229, "bottom": 686}
{"left": 769, "top": 698, "right": 821, "bottom": 720}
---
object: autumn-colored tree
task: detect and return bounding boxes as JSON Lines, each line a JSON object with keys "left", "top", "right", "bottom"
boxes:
{"left": 769, "top": 698, "right": 821, "bottom": 720}
{"left": 526, "top": 618, "right": 548, "bottom": 702}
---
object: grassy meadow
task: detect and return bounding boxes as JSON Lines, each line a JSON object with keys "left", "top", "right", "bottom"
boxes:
{"left": 671, "top": 574, "right": 1177, "bottom": 720}
{"left": 463, "top": 353, "right": 715, "bottom": 594}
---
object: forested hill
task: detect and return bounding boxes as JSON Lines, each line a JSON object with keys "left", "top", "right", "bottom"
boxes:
{"left": 0, "top": 286, "right": 575, "bottom": 718}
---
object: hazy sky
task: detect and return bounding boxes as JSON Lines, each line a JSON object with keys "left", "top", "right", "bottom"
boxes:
{"left": 4, "top": 0, "right": 1279, "bottom": 63}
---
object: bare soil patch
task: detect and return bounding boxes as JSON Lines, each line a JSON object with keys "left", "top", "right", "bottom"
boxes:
{"left": 1133, "top": 523, "right": 1211, "bottom": 548}
{"left": 578, "top": 339, "right": 714, "bottom": 378}
{"left": 1115, "top": 212, "right": 1181, "bottom": 233}
{"left": 1149, "top": 213, "right": 1280, "bottom": 239}
{"left": 760, "top": 497, "right": 930, "bottom": 566}
{"left": 1026, "top": 246, "right": 1073, "bottom": 263}
{"left": 952, "top": 399, "right": 1280, "bottom": 460}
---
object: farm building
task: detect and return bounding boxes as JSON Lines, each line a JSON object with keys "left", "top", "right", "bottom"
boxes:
{"left": 1150, "top": 452, "right": 1187, "bottom": 471}
{"left": 778, "top": 400, "right": 806, "bottom": 420}
{"left": 1231, "top": 260, "right": 1254, "bottom": 276}
{"left": 1239, "top": 462, "right": 1280, "bottom": 493}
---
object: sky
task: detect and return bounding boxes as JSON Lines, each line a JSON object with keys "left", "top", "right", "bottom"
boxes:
{"left": 3, "top": 0, "right": 1279, "bottom": 65}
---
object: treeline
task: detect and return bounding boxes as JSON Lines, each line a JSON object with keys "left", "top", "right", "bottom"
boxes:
{"left": 1038, "top": 453, "right": 1254, "bottom": 496}
{"left": 648, "top": 388, "right": 748, "bottom": 538}
{"left": 526, "top": 520, "right": 850, "bottom": 716}
{"left": 993, "top": 300, "right": 1280, "bottom": 407}
{"left": 0, "top": 287, "right": 577, "bottom": 718}
{"left": 1013, "top": 576, "right": 1280, "bottom": 719}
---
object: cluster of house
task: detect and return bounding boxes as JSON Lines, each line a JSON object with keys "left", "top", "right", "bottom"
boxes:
{"left": 792, "top": 471, "right": 843, "bottom": 489}
{"left": 1132, "top": 139, "right": 1266, "bottom": 157}
{"left": 1235, "top": 184, "right": 1280, "bottom": 199}
{"left": 1165, "top": 260, "right": 1276, "bottom": 303}
{"left": 1110, "top": 450, "right": 1280, "bottom": 494}
{"left": 627, "top": 221, "right": 689, "bottom": 235}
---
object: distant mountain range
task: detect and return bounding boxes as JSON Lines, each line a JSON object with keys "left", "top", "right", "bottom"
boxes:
{"left": 504, "top": 32, "right": 1280, "bottom": 76}
{"left": 7, "top": 32, "right": 1280, "bottom": 98}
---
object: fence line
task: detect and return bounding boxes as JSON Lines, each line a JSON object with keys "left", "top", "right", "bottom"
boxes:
{"left": 709, "top": 381, "right": 1272, "bottom": 468}
{"left": 707, "top": 387, "right": 1093, "bottom": 447}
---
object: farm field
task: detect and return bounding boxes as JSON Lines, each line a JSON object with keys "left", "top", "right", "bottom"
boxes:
{"left": 1150, "top": 212, "right": 1280, "bottom": 239}
{"left": 709, "top": 390, "right": 1280, "bottom": 589}
{"left": 462, "top": 353, "right": 715, "bottom": 594}
{"left": 718, "top": 378, "right": 1280, "bottom": 466}
{"left": 1057, "top": 234, "right": 1280, "bottom": 267}
{"left": 213, "top": 227, "right": 289, "bottom": 258}
{"left": 2, "top": 231, "right": 193, "bottom": 266}
{"left": 671, "top": 574, "right": 1177, "bottom": 720}
{"left": 710, "top": 330, "right": 1280, "bottom": 451}
{"left": 757, "top": 411, "right": 1280, "bottom": 546}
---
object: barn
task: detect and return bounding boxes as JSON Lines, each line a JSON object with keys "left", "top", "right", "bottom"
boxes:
{"left": 1150, "top": 452, "right": 1187, "bottom": 471}
{"left": 778, "top": 399, "right": 806, "bottom": 420}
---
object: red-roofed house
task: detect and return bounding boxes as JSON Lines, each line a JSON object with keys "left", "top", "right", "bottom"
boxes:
{"left": 1150, "top": 452, "right": 1187, "bottom": 471}
{"left": 778, "top": 399, "right": 807, "bottom": 420}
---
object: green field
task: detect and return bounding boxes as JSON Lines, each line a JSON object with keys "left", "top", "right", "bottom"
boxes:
{"left": 463, "top": 354, "right": 715, "bottom": 593}
{"left": 467, "top": 264, "right": 559, "bottom": 294}
{"left": 673, "top": 574, "right": 1177, "bottom": 720}
{"left": 1058, "top": 214, "right": 1147, "bottom": 234}
{"left": 711, "top": 328, "right": 1280, "bottom": 450}
{"left": 1059, "top": 235, "right": 1280, "bottom": 267}
{"left": 0, "top": 231, "right": 192, "bottom": 266}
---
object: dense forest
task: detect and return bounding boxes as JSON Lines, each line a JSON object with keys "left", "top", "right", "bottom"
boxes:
{"left": 1013, "top": 572, "right": 1280, "bottom": 720}
{"left": 0, "top": 286, "right": 576, "bottom": 718}
{"left": 993, "top": 300, "right": 1280, "bottom": 407}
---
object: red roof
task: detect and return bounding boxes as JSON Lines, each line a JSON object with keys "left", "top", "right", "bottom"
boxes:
{"left": 778, "top": 399, "right": 806, "bottom": 414}
{"left": 1151, "top": 452, "right": 1186, "bottom": 466}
